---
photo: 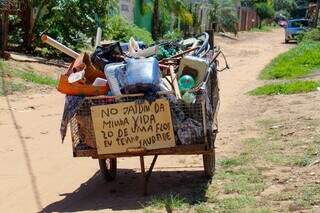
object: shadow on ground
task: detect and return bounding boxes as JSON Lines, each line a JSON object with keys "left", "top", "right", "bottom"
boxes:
{"left": 41, "top": 169, "right": 209, "bottom": 212}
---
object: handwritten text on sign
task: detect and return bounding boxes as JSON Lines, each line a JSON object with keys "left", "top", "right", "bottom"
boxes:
{"left": 91, "top": 99, "right": 176, "bottom": 155}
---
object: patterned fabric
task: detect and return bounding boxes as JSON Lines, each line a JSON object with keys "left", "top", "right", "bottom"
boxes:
{"left": 60, "top": 95, "right": 85, "bottom": 142}
{"left": 177, "top": 118, "right": 203, "bottom": 145}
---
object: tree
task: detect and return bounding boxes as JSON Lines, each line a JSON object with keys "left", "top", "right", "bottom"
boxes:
{"left": 20, "top": 0, "right": 118, "bottom": 52}
{"left": 209, "top": 0, "right": 239, "bottom": 35}
{"left": 149, "top": 0, "right": 193, "bottom": 39}
{"left": 255, "top": 2, "right": 275, "bottom": 27}
{"left": 21, "top": 0, "right": 50, "bottom": 52}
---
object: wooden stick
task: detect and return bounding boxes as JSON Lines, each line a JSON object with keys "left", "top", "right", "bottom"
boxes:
{"left": 160, "top": 46, "right": 200, "bottom": 63}
{"left": 41, "top": 35, "right": 80, "bottom": 59}
{"left": 169, "top": 65, "right": 181, "bottom": 99}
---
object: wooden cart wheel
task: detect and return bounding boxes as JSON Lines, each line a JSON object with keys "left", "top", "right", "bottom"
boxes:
{"left": 98, "top": 158, "right": 117, "bottom": 182}
{"left": 203, "top": 150, "right": 216, "bottom": 178}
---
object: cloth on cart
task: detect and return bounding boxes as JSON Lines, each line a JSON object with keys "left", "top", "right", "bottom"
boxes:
{"left": 60, "top": 95, "right": 85, "bottom": 142}
{"left": 177, "top": 118, "right": 203, "bottom": 145}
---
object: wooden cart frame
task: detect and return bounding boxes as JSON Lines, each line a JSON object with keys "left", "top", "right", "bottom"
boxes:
{"left": 70, "top": 57, "right": 220, "bottom": 195}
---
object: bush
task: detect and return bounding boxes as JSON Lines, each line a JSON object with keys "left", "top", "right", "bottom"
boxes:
{"left": 105, "top": 16, "right": 154, "bottom": 45}
{"left": 298, "top": 27, "right": 320, "bottom": 43}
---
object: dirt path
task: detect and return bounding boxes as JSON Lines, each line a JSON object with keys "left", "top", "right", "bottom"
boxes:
{"left": 0, "top": 29, "right": 292, "bottom": 212}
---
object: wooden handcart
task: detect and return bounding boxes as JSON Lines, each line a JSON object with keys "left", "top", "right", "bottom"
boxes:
{"left": 69, "top": 63, "right": 220, "bottom": 194}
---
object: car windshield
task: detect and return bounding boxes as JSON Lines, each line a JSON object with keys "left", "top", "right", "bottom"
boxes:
{"left": 289, "top": 20, "right": 309, "bottom": 28}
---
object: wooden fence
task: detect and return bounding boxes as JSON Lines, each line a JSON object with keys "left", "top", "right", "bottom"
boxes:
{"left": 238, "top": 7, "right": 260, "bottom": 31}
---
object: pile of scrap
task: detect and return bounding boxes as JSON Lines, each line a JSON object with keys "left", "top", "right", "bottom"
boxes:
{"left": 41, "top": 33, "right": 227, "bottom": 148}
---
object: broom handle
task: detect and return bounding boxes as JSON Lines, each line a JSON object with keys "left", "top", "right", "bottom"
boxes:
{"left": 41, "top": 35, "right": 80, "bottom": 59}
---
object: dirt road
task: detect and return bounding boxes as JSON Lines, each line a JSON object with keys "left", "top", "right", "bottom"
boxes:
{"left": 0, "top": 29, "right": 291, "bottom": 212}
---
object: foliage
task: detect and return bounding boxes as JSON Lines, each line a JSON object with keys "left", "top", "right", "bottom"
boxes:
{"left": 298, "top": 27, "right": 320, "bottom": 43}
{"left": 210, "top": 0, "right": 239, "bottom": 34}
{"left": 163, "top": 29, "right": 183, "bottom": 40}
{"left": 255, "top": 3, "right": 275, "bottom": 27}
{"left": 251, "top": 23, "right": 278, "bottom": 32}
{"left": 273, "top": 0, "right": 297, "bottom": 16}
{"left": 260, "top": 42, "right": 320, "bottom": 79}
{"left": 105, "top": 16, "right": 154, "bottom": 45}
{"left": 249, "top": 80, "right": 320, "bottom": 95}
{"left": 149, "top": 0, "right": 193, "bottom": 38}
{"left": 15, "top": 0, "right": 118, "bottom": 54}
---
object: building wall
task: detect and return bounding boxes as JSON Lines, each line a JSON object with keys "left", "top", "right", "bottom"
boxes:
{"left": 119, "top": 0, "right": 134, "bottom": 23}
{"left": 133, "top": 0, "right": 152, "bottom": 32}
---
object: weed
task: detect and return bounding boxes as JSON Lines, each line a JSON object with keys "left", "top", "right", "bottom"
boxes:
{"left": 145, "top": 193, "right": 189, "bottom": 211}
{"left": 249, "top": 80, "right": 320, "bottom": 96}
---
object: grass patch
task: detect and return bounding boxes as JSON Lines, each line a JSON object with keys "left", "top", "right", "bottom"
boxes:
{"left": 215, "top": 195, "right": 257, "bottom": 212}
{"left": 0, "top": 60, "right": 57, "bottom": 93}
{"left": 0, "top": 61, "right": 28, "bottom": 95}
{"left": 249, "top": 80, "right": 320, "bottom": 96}
{"left": 0, "top": 79, "right": 28, "bottom": 96}
{"left": 260, "top": 42, "right": 320, "bottom": 80}
{"left": 270, "top": 184, "right": 320, "bottom": 209}
{"left": 219, "top": 169, "right": 265, "bottom": 195}
{"left": 16, "top": 71, "right": 57, "bottom": 87}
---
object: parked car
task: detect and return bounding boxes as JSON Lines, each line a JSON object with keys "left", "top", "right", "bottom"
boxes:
{"left": 285, "top": 19, "right": 309, "bottom": 43}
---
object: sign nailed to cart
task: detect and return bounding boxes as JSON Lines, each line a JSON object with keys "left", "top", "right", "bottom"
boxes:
{"left": 91, "top": 99, "right": 176, "bottom": 155}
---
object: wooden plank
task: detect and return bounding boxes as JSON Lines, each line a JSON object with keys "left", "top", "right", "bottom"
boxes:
{"left": 91, "top": 99, "right": 176, "bottom": 155}
{"left": 169, "top": 66, "right": 181, "bottom": 99}
{"left": 73, "top": 144, "right": 213, "bottom": 158}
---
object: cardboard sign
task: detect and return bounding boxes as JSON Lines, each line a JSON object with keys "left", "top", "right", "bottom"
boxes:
{"left": 91, "top": 99, "right": 176, "bottom": 155}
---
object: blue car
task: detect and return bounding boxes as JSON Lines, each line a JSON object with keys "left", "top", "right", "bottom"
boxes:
{"left": 285, "top": 19, "right": 309, "bottom": 43}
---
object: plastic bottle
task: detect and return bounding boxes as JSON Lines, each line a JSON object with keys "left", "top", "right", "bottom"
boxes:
{"left": 182, "top": 92, "right": 196, "bottom": 104}
{"left": 178, "top": 75, "right": 195, "bottom": 93}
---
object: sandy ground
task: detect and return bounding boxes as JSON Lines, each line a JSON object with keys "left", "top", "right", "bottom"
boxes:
{"left": 0, "top": 29, "right": 292, "bottom": 213}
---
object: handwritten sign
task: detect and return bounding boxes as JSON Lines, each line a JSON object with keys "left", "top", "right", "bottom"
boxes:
{"left": 91, "top": 99, "right": 176, "bottom": 155}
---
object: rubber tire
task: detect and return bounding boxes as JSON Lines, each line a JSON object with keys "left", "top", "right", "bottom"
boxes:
{"left": 99, "top": 158, "right": 117, "bottom": 182}
{"left": 203, "top": 150, "right": 216, "bottom": 178}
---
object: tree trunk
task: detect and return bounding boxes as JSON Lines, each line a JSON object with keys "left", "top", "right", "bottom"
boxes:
{"left": 315, "top": 0, "right": 320, "bottom": 27}
{"left": 21, "top": 1, "right": 33, "bottom": 52}
{"left": 152, "top": 0, "right": 159, "bottom": 39}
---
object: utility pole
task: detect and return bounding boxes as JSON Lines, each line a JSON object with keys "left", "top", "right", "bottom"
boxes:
{"left": 315, "top": 0, "right": 320, "bottom": 27}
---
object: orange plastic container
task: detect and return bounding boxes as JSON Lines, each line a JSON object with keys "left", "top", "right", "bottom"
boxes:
{"left": 57, "top": 53, "right": 109, "bottom": 96}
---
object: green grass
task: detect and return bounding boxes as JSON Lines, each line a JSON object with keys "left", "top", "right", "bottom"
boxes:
{"left": 16, "top": 71, "right": 57, "bottom": 87}
{"left": 0, "top": 60, "right": 57, "bottom": 95}
{"left": 249, "top": 80, "right": 320, "bottom": 96}
{"left": 260, "top": 42, "right": 320, "bottom": 80}
{"left": 251, "top": 24, "right": 279, "bottom": 32}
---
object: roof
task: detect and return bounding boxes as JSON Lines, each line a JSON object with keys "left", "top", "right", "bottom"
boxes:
{"left": 0, "top": 0, "right": 20, "bottom": 12}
